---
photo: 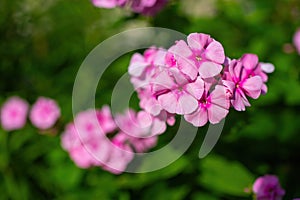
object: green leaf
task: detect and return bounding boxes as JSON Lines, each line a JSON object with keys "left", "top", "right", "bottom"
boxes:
{"left": 192, "top": 192, "right": 219, "bottom": 200}
{"left": 199, "top": 155, "right": 254, "bottom": 197}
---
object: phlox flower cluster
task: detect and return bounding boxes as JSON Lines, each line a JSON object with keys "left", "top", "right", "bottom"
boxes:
{"left": 129, "top": 32, "right": 274, "bottom": 127}
{"left": 252, "top": 175, "right": 285, "bottom": 200}
{"left": 0, "top": 96, "right": 60, "bottom": 131}
{"left": 92, "top": 0, "right": 168, "bottom": 16}
{"left": 61, "top": 106, "right": 158, "bottom": 174}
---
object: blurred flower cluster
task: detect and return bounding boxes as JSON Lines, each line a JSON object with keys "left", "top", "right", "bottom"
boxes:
{"left": 1, "top": 96, "right": 60, "bottom": 131}
{"left": 61, "top": 107, "right": 157, "bottom": 174}
{"left": 92, "top": 0, "right": 168, "bottom": 16}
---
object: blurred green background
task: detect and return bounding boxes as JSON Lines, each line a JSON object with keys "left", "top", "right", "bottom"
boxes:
{"left": 1, "top": 0, "right": 300, "bottom": 199}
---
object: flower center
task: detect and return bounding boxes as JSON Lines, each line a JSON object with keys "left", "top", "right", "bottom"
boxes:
{"left": 196, "top": 56, "right": 202, "bottom": 61}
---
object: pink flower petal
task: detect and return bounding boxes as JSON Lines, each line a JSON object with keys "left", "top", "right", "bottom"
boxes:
{"left": 128, "top": 53, "right": 149, "bottom": 76}
{"left": 92, "top": 0, "right": 118, "bottom": 8}
{"left": 243, "top": 76, "right": 263, "bottom": 99}
{"left": 151, "top": 117, "right": 167, "bottom": 136}
{"left": 152, "top": 70, "right": 176, "bottom": 92}
{"left": 260, "top": 62, "right": 275, "bottom": 73}
{"left": 169, "top": 67, "right": 189, "bottom": 86}
{"left": 205, "top": 40, "right": 225, "bottom": 64}
{"left": 184, "top": 107, "right": 208, "bottom": 127}
{"left": 208, "top": 104, "right": 229, "bottom": 124}
{"left": 231, "top": 91, "right": 249, "bottom": 111}
{"left": 185, "top": 77, "right": 204, "bottom": 100}
{"left": 241, "top": 53, "right": 258, "bottom": 70}
{"left": 293, "top": 28, "right": 300, "bottom": 55}
{"left": 177, "top": 92, "right": 198, "bottom": 114}
{"left": 199, "top": 61, "right": 222, "bottom": 78}
{"left": 169, "top": 40, "right": 198, "bottom": 80}
{"left": 187, "top": 33, "right": 211, "bottom": 53}
{"left": 158, "top": 92, "right": 178, "bottom": 114}
{"left": 158, "top": 91, "right": 198, "bottom": 115}
{"left": 169, "top": 40, "right": 193, "bottom": 58}
{"left": 210, "top": 85, "right": 230, "bottom": 109}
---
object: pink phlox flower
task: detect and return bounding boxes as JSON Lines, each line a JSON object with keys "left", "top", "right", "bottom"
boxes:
{"left": 29, "top": 97, "right": 60, "bottom": 129}
{"left": 1, "top": 96, "right": 29, "bottom": 131}
{"left": 253, "top": 175, "right": 285, "bottom": 200}
{"left": 222, "top": 54, "right": 263, "bottom": 111}
{"left": 92, "top": 0, "right": 126, "bottom": 8}
{"left": 61, "top": 106, "right": 117, "bottom": 169}
{"left": 61, "top": 122, "right": 111, "bottom": 169}
{"left": 293, "top": 28, "right": 300, "bottom": 55}
{"left": 168, "top": 33, "right": 225, "bottom": 80}
{"left": 152, "top": 67, "right": 204, "bottom": 115}
{"left": 184, "top": 78, "right": 230, "bottom": 127}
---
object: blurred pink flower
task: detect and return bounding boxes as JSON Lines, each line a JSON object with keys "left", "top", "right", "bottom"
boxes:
{"left": 91, "top": 0, "right": 126, "bottom": 8}
{"left": 0, "top": 96, "right": 29, "bottom": 131}
{"left": 30, "top": 97, "right": 61, "bottom": 129}
{"left": 115, "top": 108, "right": 165, "bottom": 137}
{"left": 61, "top": 107, "right": 116, "bottom": 169}
{"left": 92, "top": 0, "right": 167, "bottom": 16}
{"left": 131, "top": 0, "right": 168, "bottom": 16}
{"left": 253, "top": 175, "right": 285, "bottom": 200}
{"left": 61, "top": 123, "right": 111, "bottom": 169}
{"left": 102, "top": 135, "right": 134, "bottom": 174}
{"left": 61, "top": 106, "right": 158, "bottom": 173}
{"left": 293, "top": 28, "right": 300, "bottom": 55}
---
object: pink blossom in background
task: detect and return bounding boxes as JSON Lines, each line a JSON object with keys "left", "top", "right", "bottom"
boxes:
{"left": 97, "top": 105, "right": 116, "bottom": 133}
{"left": 102, "top": 134, "right": 134, "bottom": 174}
{"left": 61, "top": 106, "right": 158, "bottom": 173}
{"left": 131, "top": 0, "right": 168, "bottom": 16}
{"left": 253, "top": 175, "right": 285, "bottom": 200}
{"left": 61, "top": 107, "right": 116, "bottom": 168}
{"left": 293, "top": 28, "right": 300, "bottom": 55}
{"left": 30, "top": 97, "right": 61, "bottom": 129}
{"left": 92, "top": 0, "right": 126, "bottom": 8}
{"left": 115, "top": 108, "right": 166, "bottom": 137}
{"left": 92, "top": 0, "right": 168, "bottom": 16}
{"left": 0, "top": 96, "right": 29, "bottom": 131}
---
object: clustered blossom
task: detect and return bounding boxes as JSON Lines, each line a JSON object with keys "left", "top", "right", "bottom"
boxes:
{"left": 0, "top": 96, "right": 60, "bottom": 131}
{"left": 129, "top": 33, "right": 274, "bottom": 128}
{"left": 252, "top": 175, "right": 285, "bottom": 200}
{"left": 61, "top": 106, "right": 158, "bottom": 174}
{"left": 92, "top": 0, "right": 168, "bottom": 16}
{"left": 30, "top": 97, "right": 61, "bottom": 130}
